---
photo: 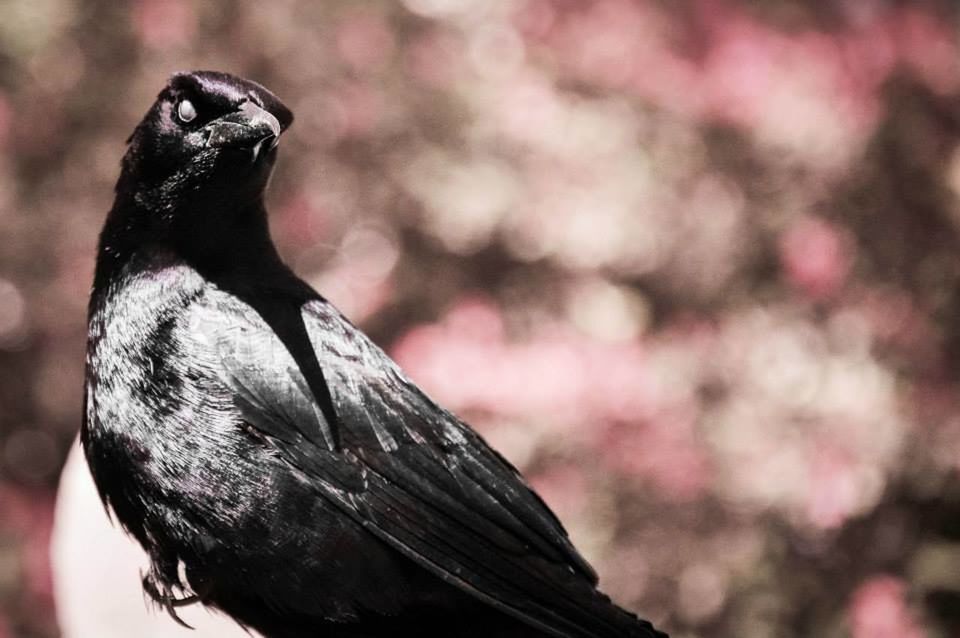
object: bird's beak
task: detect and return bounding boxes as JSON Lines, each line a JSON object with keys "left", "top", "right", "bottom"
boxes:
{"left": 206, "top": 101, "right": 282, "bottom": 161}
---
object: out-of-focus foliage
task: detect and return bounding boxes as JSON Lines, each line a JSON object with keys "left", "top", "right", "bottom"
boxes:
{"left": 2, "top": 1, "right": 960, "bottom": 636}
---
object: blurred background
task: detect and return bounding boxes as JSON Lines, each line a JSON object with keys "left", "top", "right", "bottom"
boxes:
{"left": 2, "top": 0, "right": 960, "bottom": 636}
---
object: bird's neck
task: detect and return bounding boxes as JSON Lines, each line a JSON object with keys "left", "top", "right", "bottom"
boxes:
{"left": 93, "top": 192, "right": 290, "bottom": 296}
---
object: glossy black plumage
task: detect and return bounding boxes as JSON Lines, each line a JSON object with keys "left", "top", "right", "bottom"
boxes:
{"left": 82, "top": 70, "right": 667, "bottom": 638}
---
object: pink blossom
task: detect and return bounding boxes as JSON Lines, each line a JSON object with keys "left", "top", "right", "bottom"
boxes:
{"left": 700, "top": 15, "right": 781, "bottom": 124}
{"left": 603, "top": 410, "right": 710, "bottom": 501}
{"left": 13, "top": 96, "right": 64, "bottom": 157}
{"left": 514, "top": 0, "right": 557, "bottom": 40}
{"left": 23, "top": 513, "right": 54, "bottom": 602}
{"left": 131, "top": 0, "right": 195, "bottom": 49}
{"left": 393, "top": 299, "right": 631, "bottom": 427}
{"left": 336, "top": 11, "right": 396, "bottom": 72}
{"left": 532, "top": 0, "right": 957, "bottom": 149}
{"left": 274, "top": 195, "right": 325, "bottom": 251}
{"left": 840, "top": 21, "right": 896, "bottom": 92}
{"left": 805, "top": 442, "right": 859, "bottom": 529}
{"left": 0, "top": 485, "right": 55, "bottom": 623}
{"left": 0, "top": 92, "right": 11, "bottom": 149}
{"left": 893, "top": 7, "right": 959, "bottom": 94}
{"left": 445, "top": 298, "right": 505, "bottom": 343}
{"left": 779, "top": 217, "right": 852, "bottom": 300}
{"left": 405, "top": 30, "right": 463, "bottom": 88}
{"left": 546, "top": 0, "right": 667, "bottom": 93}
{"left": 849, "top": 576, "right": 923, "bottom": 638}
{"left": 324, "top": 82, "right": 383, "bottom": 139}
{"left": 856, "top": 288, "right": 940, "bottom": 370}
{"left": 0, "top": 484, "right": 52, "bottom": 535}
{"left": 528, "top": 465, "right": 588, "bottom": 523}
{"left": 320, "top": 266, "right": 394, "bottom": 324}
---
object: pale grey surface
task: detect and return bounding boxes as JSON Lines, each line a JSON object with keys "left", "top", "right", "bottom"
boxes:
{"left": 52, "top": 440, "right": 257, "bottom": 638}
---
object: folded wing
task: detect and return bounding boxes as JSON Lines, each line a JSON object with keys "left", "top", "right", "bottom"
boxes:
{"left": 188, "top": 290, "right": 662, "bottom": 638}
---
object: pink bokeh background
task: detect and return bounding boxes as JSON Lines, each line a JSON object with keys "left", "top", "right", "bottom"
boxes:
{"left": 2, "top": 1, "right": 960, "bottom": 636}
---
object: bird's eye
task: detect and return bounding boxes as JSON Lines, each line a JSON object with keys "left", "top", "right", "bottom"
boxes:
{"left": 176, "top": 99, "right": 197, "bottom": 124}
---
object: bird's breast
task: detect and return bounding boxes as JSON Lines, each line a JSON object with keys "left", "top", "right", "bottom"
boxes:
{"left": 83, "top": 262, "right": 255, "bottom": 525}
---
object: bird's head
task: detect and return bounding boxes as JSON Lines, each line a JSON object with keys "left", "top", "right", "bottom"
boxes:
{"left": 118, "top": 70, "right": 294, "bottom": 210}
{"left": 98, "top": 71, "right": 295, "bottom": 279}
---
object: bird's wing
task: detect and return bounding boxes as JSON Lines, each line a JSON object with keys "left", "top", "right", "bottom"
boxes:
{"left": 190, "top": 291, "right": 656, "bottom": 638}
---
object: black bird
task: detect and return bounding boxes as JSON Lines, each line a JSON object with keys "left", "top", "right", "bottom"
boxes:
{"left": 82, "top": 70, "right": 667, "bottom": 638}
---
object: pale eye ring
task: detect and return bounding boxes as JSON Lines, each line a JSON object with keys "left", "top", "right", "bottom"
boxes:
{"left": 176, "top": 99, "right": 197, "bottom": 123}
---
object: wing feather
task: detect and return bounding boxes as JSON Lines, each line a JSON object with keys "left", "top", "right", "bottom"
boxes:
{"left": 186, "top": 291, "right": 661, "bottom": 638}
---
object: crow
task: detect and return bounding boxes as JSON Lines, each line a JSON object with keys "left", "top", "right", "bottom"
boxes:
{"left": 82, "top": 70, "right": 667, "bottom": 638}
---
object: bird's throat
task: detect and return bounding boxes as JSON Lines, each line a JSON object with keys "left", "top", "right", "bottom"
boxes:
{"left": 94, "top": 194, "right": 282, "bottom": 295}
